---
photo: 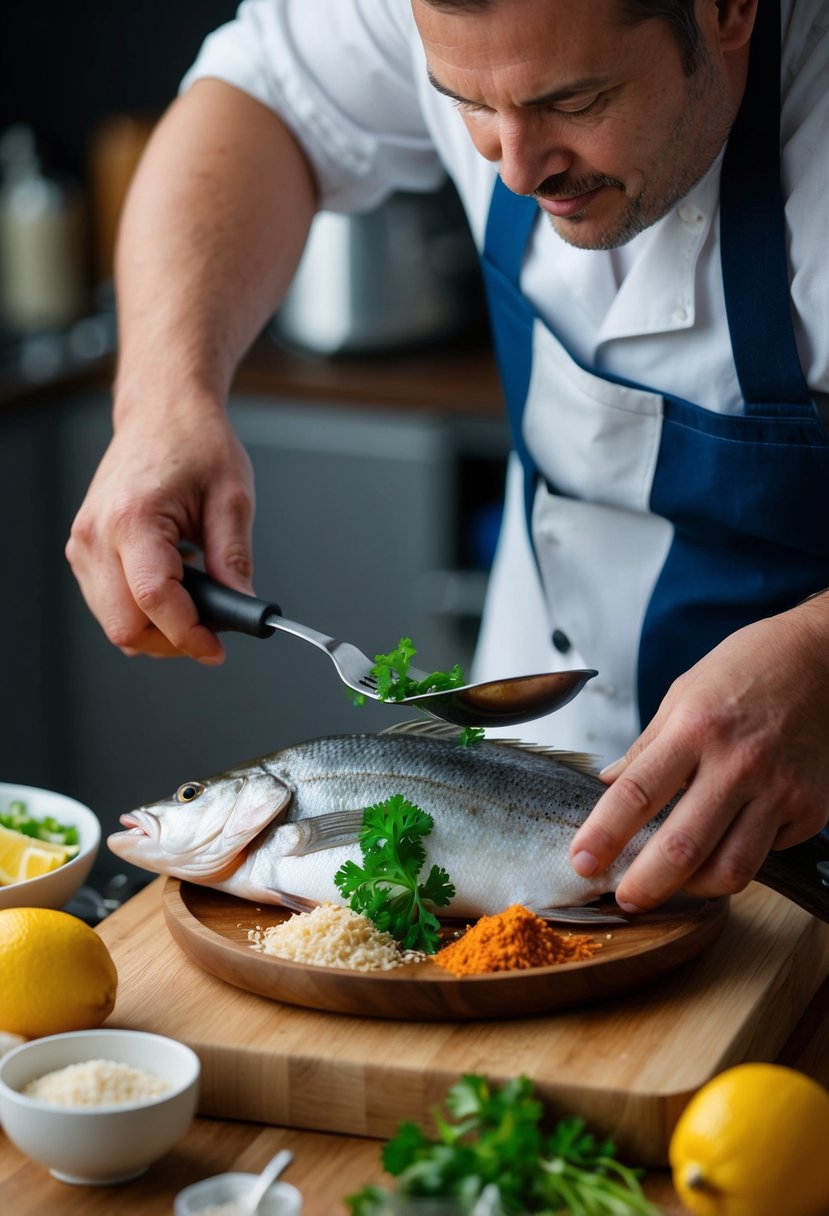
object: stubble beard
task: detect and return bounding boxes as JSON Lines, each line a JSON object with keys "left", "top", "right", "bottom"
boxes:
{"left": 537, "top": 49, "right": 733, "bottom": 251}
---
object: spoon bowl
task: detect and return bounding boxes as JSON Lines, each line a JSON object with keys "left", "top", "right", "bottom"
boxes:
{"left": 403, "top": 668, "right": 597, "bottom": 727}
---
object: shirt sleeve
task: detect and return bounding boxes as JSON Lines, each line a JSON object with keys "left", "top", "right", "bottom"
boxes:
{"left": 180, "top": 0, "right": 446, "bottom": 213}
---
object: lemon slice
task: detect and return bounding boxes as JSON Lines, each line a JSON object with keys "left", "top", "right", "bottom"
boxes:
{"left": 0, "top": 823, "right": 76, "bottom": 886}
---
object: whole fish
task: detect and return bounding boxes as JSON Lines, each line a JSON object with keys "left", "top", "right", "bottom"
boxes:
{"left": 109, "top": 725, "right": 829, "bottom": 921}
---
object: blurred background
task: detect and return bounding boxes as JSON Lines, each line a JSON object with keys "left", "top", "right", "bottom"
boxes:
{"left": 0, "top": 1, "right": 509, "bottom": 910}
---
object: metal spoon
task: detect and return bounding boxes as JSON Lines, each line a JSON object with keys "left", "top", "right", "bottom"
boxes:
{"left": 239, "top": 1148, "right": 293, "bottom": 1216}
{"left": 183, "top": 566, "right": 596, "bottom": 728}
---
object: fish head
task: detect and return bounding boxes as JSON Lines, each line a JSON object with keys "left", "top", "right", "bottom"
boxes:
{"left": 108, "top": 764, "right": 292, "bottom": 881}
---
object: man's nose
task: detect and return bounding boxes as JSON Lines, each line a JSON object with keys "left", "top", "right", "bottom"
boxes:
{"left": 497, "top": 113, "right": 573, "bottom": 197}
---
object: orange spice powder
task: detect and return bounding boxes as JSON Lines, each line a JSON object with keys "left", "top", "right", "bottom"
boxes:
{"left": 432, "top": 904, "right": 599, "bottom": 977}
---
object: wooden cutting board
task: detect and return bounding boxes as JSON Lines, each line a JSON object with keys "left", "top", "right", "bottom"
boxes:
{"left": 98, "top": 878, "right": 829, "bottom": 1166}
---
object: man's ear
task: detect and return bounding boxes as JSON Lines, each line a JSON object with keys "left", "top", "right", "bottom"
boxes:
{"left": 712, "top": 0, "right": 758, "bottom": 52}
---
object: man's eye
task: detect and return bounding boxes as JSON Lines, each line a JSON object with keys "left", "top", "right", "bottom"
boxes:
{"left": 454, "top": 99, "right": 490, "bottom": 116}
{"left": 557, "top": 95, "right": 604, "bottom": 118}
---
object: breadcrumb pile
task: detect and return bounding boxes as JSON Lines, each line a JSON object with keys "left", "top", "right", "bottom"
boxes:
{"left": 24, "top": 1059, "right": 170, "bottom": 1106}
{"left": 433, "top": 904, "right": 599, "bottom": 977}
{"left": 248, "top": 903, "right": 426, "bottom": 971}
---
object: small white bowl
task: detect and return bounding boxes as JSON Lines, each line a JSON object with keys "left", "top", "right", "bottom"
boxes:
{"left": 0, "top": 1029, "right": 200, "bottom": 1185}
{"left": 0, "top": 782, "right": 100, "bottom": 911}
{"left": 175, "top": 1171, "right": 303, "bottom": 1215}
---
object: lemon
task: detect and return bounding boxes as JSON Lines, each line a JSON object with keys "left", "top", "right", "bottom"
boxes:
{"left": 669, "top": 1062, "right": 829, "bottom": 1216}
{"left": 0, "top": 908, "right": 117, "bottom": 1038}
{"left": 0, "top": 823, "right": 76, "bottom": 885}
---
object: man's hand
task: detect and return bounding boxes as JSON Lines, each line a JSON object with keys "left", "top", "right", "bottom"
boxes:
{"left": 569, "top": 599, "right": 829, "bottom": 911}
{"left": 65, "top": 405, "right": 255, "bottom": 664}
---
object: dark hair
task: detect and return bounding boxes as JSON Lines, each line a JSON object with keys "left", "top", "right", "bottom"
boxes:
{"left": 419, "top": 0, "right": 707, "bottom": 75}
{"left": 617, "top": 1, "right": 704, "bottom": 72}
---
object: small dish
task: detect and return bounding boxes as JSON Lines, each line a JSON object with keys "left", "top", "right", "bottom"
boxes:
{"left": 174, "top": 1171, "right": 303, "bottom": 1215}
{"left": 0, "top": 781, "right": 100, "bottom": 911}
{"left": 0, "top": 1028, "right": 200, "bottom": 1184}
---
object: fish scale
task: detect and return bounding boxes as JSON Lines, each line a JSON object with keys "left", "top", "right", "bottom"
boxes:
{"left": 109, "top": 728, "right": 669, "bottom": 918}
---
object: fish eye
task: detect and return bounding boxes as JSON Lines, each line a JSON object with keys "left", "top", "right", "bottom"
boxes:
{"left": 176, "top": 781, "right": 205, "bottom": 803}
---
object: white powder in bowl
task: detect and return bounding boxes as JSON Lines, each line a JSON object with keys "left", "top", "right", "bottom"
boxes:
{"left": 23, "top": 1058, "right": 171, "bottom": 1106}
{"left": 248, "top": 903, "right": 426, "bottom": 971}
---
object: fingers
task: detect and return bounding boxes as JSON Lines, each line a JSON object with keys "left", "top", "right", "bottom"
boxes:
{"left": 569, "top": 727, "right": 697, "bottom": 897}
{"left": 121, "top": 545, "right": 227, "bottom": 663}
{"left": 570, "top": 727, "right": 823, "bottom": 911}
{"left": 610, "top": 782, "right": 774, "bottom": 911}
{"left": 65, "top": 424, "right": 255, "bottom": 662}
{"left": 569, "top": 611, "right": 829, "bottom": 912}
{"left": 67, "top": 517, "right": 225, "bottom": 663}
{"left": 201, "top": 476, "right": 256, "bottom": 595}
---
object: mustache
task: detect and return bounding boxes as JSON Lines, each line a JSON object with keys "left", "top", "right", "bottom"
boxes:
{"left": 533, "top": 172, "right": 623, "bottom": 200}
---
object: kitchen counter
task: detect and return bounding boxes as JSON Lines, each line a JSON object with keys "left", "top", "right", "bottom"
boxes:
{"left": 0, "top": 326, "right": 505, "bottom": 419}
{"left": 0, "top": 885, "right": 827, "bottom": 1215}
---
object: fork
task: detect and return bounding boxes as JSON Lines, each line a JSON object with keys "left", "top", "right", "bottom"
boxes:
{"left": 182, "top": 565, "right": 430, "bottom": 698}
{"left": 182, "top": 565, "right": 596, "bottom": 728}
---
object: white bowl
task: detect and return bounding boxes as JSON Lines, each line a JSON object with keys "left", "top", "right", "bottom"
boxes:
{"left": 0, "top": 781, "right": 100, "bottom": 911}
{"left": 175, "top": 1171, "right": 303, "bottom": 1215}
{"left": 0, "top": 1029, "right": 200, "bottom": 1185}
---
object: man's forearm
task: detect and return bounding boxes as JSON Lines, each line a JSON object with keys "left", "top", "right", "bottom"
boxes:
{"left": 112, "top": 78, "right": 319, "bottom": 423}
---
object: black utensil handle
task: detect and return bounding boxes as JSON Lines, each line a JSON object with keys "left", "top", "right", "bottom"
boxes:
{"left": 182, "top": 565, "right": 282, "bottom": 638}
{"left": 755, "top": 832, "right": 829, "bottom": 924}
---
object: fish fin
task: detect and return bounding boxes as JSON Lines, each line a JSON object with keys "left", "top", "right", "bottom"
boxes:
{"left": 282, "top": 809, "right": 366, "bottom": 856}
{"left": 221, "top": 775, "right": 292, "bottom": 844}
{"left": 489, "top": 741, "right": 601, "bottom": 777}
{"left": 268, "top": 889, "right": 321, "bottom": 914}
{"left": 535, "top": 905, "right": 629, "bottom": 926}
{"left": 379, "top": 718, "right": 599, "bottom": 776}
{"left": 380, "top": 719, "right": 463, "bottom": 739}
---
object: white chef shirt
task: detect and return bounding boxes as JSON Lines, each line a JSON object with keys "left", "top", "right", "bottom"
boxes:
{"left": 183, "top": 0, "right": 829, "bottom": 757}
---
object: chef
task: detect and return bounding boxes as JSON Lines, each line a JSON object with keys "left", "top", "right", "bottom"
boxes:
{"left": 66, "top": 0, "right": 829, "bottom": 914}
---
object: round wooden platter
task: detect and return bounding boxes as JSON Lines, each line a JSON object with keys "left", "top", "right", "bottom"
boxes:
{"left": 161, "top": 879, "right": 730, "bottom": 1021}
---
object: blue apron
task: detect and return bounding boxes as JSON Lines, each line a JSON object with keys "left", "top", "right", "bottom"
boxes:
{"left": 480, "top": 0, "right": 829, "bottom": 734}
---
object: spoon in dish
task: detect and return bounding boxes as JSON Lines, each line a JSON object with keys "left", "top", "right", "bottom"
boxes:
{"left": 238, "top": 1148, "right": 293, "bottom": 1216}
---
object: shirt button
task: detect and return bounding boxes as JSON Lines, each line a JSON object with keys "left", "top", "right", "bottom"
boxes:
{"left": 672, "top": 306, "right": 688, "bottom": 323}
{"left": 551, "top": 629, "right": 571, "bottom": 654}
{"left": 678, "top": 203, "right": 703, "bottom": 227}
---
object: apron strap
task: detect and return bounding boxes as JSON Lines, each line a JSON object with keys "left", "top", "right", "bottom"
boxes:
{"left": 482, "top": 180, "right": 540, "bottom": 529}
{"left": 720, "top": 0, "right": 812, "bottom": 406}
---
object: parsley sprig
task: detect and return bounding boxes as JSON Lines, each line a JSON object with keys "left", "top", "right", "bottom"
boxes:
{"left": 351, "top": 637, "right": 485, "bottom": 747}
{"left": 371, "top": 636, "right": 465, "bottom": 702}
{"left": 347, "top": 1074, "right": 661, "bottom": 1216}
{"left": 333, "top": 794, "right": 455, "bottom": 954}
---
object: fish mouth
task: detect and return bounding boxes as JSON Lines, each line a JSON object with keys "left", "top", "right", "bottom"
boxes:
{"left": 117, "top": 809, "right": 160, "bottom": 843}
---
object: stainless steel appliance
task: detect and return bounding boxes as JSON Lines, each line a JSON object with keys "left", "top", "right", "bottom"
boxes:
{"left": 272, "top": 181, "right": 484, "bottom": 356}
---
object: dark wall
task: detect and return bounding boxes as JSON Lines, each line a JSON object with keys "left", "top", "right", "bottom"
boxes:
{"left": 0, "top": 0, "right": 239, "bottom": 177}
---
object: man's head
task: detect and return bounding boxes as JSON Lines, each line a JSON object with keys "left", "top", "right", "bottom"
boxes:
{"left": 413, "top": 0, "right": 756, "bottom": 250}
{"left": 420, "top": 1, "right": 718, "bottom": 73}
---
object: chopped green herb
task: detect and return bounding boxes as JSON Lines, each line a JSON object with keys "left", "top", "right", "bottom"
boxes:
{"left": 333, "top": 794, "right": 455, "bottom": 954}
{"left": 0, "top": 801, "right": 79, "bottom": 850}
{"left": 350, "top": 636, "right": 488, "bottom": 745}
{"left": 371, "top": 637, "right": 465, "bottom": 702}
{"left": 457, "top": 726, "right": 486, "bottom": 748}
{"left": 346, "top": 1074, "right": 661, "bottom": 1216}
